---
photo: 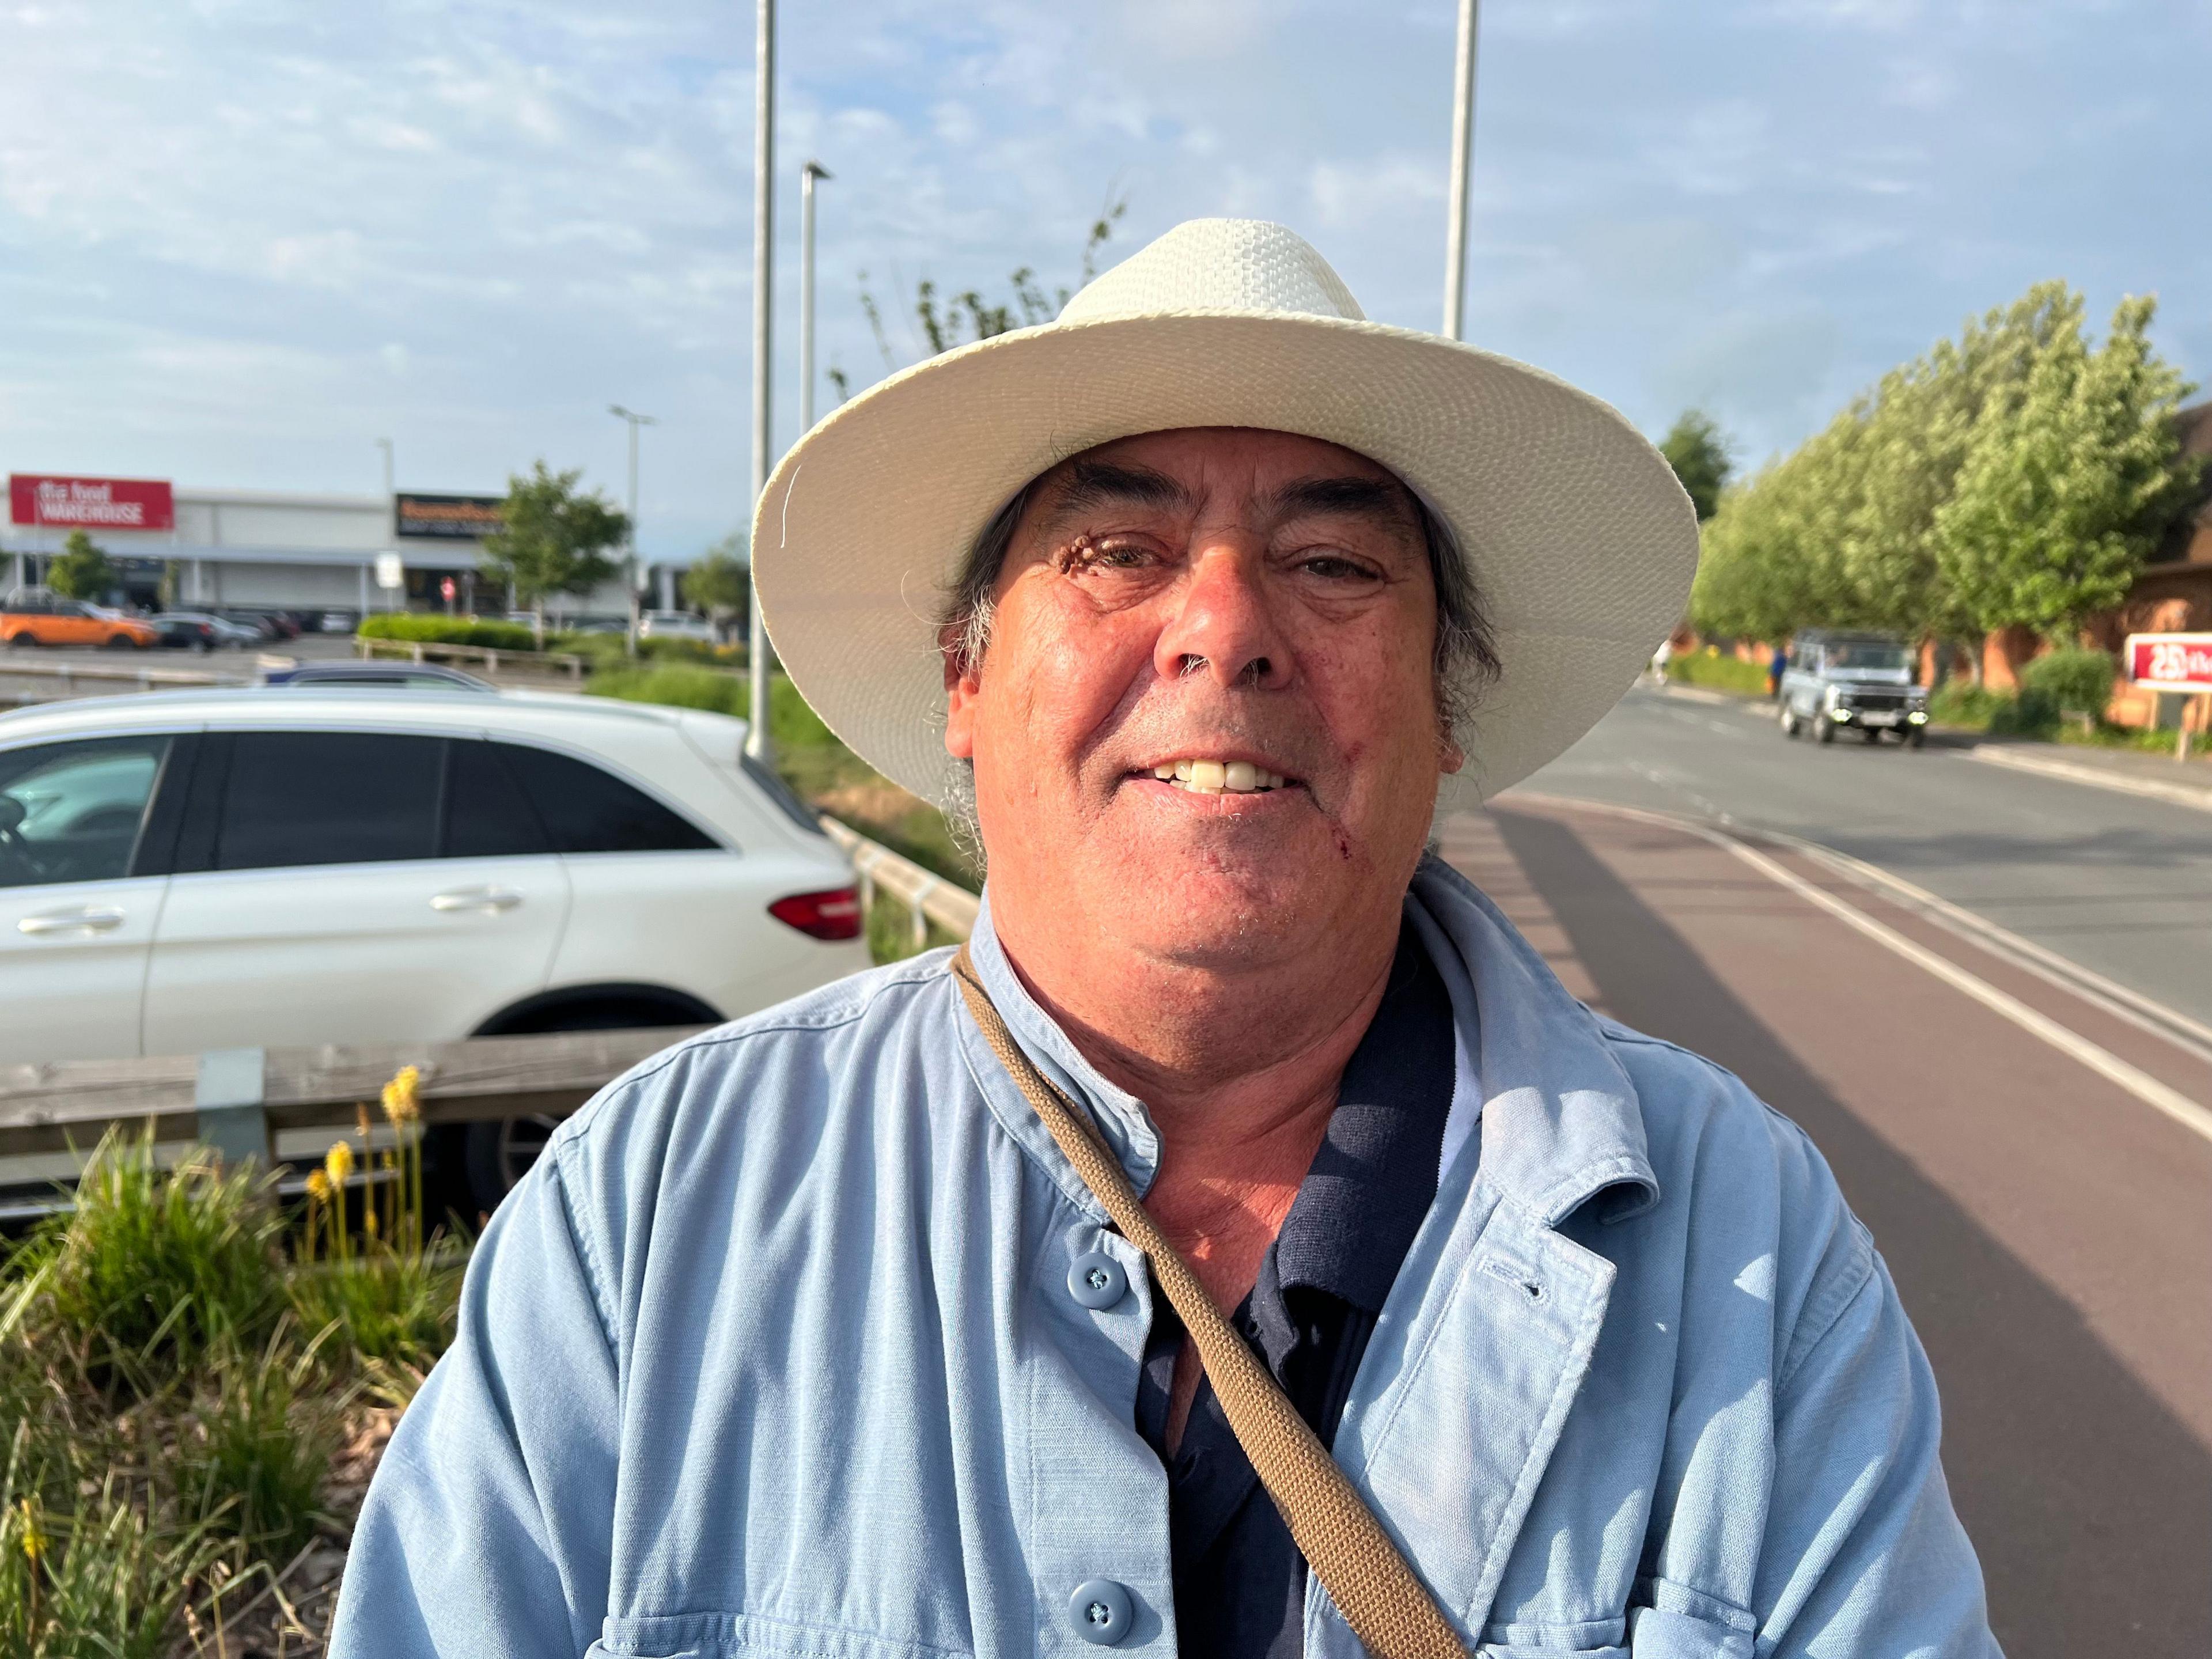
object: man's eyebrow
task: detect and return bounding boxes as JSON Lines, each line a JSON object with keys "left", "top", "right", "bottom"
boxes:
{"left": 1032, "top": 459, "right": 1193, "bottom": 530}
{"left": 1266, "top": 474, "right": 1419, "bottom": 525}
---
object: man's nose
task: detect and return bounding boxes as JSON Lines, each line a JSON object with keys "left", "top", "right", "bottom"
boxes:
{"left": 1153, "top": 539, "right": 1292, "bottom": 691}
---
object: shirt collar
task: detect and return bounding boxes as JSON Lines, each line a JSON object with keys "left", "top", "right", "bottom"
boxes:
{"left": 956, "top": 855, "right": 1659, "bottom": 1233}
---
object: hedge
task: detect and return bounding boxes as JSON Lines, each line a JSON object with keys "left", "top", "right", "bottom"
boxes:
{"left": 357, "top": 614, "right": 538, "bottom": 650}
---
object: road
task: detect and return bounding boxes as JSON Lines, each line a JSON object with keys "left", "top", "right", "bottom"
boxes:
{"left": 1452, "top": 688, "right": 2212, "bottom": 1657}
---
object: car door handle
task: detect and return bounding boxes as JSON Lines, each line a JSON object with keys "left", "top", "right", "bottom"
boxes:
{"left": 18, "top": 906, "right": 126, "bottom": 937}
{"left": 430, "top": 885, "right": 524, "bottom": 914}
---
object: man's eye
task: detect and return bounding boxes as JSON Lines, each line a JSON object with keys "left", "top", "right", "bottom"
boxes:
{"left": 1056, "top": 535, "right": 1160, "bottom": 575}
{"left": 1298, "top": 552, "right": 1381, "bottom": 582}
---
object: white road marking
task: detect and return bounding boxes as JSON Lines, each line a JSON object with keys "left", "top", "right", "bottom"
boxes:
{"left": 1965, "top": 745, "right": 2212, "bottom": 816}
{"left": 1505, "top": 793, "right": 2212, "bottom": 1147}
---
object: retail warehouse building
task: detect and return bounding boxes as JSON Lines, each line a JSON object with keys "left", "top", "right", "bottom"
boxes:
{"left": 2, "top": 474, "right": 643, "bottom": 620}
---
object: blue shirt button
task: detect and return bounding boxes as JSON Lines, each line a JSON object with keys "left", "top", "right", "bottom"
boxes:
{"left": 1067, "top": 1251, "right": 1128, "bottom": 1310}
{"left": 1069, "top": 1578, "right": 1134, "bottom": 1645}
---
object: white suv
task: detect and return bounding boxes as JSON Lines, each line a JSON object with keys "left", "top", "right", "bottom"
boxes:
{"left": 0, "top": 687, "right": 869, "bottom": 1199}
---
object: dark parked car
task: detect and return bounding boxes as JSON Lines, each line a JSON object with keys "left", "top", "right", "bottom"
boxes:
{"left": 1778, "top": 630, "right": 1929, "bottom": 747}
{"left": 150, "top": 612, "right": 262, "bottom": 651}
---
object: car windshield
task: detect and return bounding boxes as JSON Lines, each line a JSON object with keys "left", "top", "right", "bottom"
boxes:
{"left": 1827, "top": 643, "right": 1911, "bottom": 672}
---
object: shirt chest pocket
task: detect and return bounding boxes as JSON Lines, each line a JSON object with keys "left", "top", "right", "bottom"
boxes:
{"left": 588, "top": 1612, "right": 974, "bottom": 1659}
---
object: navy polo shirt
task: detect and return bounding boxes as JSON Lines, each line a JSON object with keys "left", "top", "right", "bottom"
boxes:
{"left": 1132, "top": 924, "right": 1457, "bottom": 1657}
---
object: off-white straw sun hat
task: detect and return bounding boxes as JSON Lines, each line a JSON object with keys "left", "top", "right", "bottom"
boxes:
{"left": 753, "top": 217, "right": 1697, "bottom": 812}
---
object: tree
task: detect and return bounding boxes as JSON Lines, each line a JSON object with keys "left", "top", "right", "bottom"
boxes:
{"left": 479, "top": 462, "right": 628, "bottom": 645}
{"left": 681, "top": 534, "right": 751, "bottom": 643}
{"left": 46, "top": 530, "right": 116, "bottom": 601}
{"left": 857, "top": 192, "right": 1127, "bottom": 370}
{"left": 1658, "top": 411, "right": 1732, "bottom": 521}
{"left": 1936, "top": 293, "right": 2200, "bottom": 643}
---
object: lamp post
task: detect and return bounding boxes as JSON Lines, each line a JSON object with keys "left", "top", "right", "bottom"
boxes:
{"left": 1442, "top": 0, "right": 1480, "bottom": 341}
{"left": 745, "top": 0, "right": 778, "bottom": 762}
{"left": 609, "top": 404, "right": 658, "bottom": 653}
{"left": 800, "top": 161, "right": 831, "bottom": 433}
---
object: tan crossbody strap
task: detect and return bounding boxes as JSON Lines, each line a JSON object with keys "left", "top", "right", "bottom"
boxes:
{"left": 950, "top": 949, "right": 1468, "bottom": 1659}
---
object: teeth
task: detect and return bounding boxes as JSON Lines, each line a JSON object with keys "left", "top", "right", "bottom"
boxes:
{"left": 1153, "top": 760, "right": 1290, "bottom": 796}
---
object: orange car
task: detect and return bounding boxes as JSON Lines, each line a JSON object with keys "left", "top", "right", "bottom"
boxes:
{"left": 1, "top": 589, "right": 158, "bottom": 649}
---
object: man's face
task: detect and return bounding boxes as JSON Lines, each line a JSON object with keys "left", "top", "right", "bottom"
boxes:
{"left": 945, "top": 427, "right": 1463, "bottom": 977}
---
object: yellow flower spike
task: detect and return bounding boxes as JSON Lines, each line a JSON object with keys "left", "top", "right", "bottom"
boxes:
{"left": 18, "top": 1497, "right": 44, "bottom": 1564}
{"left": 325, "top": 1139, "right": 355, "bottom": 1188}
{"left": 305, "top": 1168, "right": 332, "bottom": 1203}
{"left": 381, "top": 1064, "right": 423, "bottom": 1127}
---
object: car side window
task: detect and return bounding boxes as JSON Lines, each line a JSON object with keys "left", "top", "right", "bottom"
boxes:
{"left": 214, "top": 732, "right": 443, "bottom": 870}
{"left": 443, "top": 740, "right": 549, "bottom": 858}
{"left": 0, "top": 736, "right": 171, "bottom": 889}
{"left": 493, "top": 741, "right": 717, "bottom": 855}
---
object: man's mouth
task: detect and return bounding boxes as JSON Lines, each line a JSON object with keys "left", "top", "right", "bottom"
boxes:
{"left": 1145, "top": 758, "right": 1295, "bottom": 797}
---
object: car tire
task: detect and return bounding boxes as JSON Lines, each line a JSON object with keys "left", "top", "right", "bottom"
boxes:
{"left": 1906, "top": 728, "right": 1926, "bottom": 749}
{"left": 6, "top": 632, "right": 35, "bottom": 649}
{"left": 1816, "top": 715, "right": 1836, "bottom": 744}
{"left": 1779, "top": 704, "right": 1799, "bottom": 738}
{"left": 461, "top": 1116, "right": 562, "bottom": 1216}
{"left": 103, "top": 634, "right": 137, "bottom": 650}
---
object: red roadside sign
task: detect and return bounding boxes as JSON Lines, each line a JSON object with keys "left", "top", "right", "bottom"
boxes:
{"left": 2125, "top": 633, "right": 2212, "bottom": 696}
{"left": 8, "top": 474, "right": 175, "bottom": 532}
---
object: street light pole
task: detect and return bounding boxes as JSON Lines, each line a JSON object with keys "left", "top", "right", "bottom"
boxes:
{"left": 1442, "top": 0, "right": 1480, "bottom": 341}
{"left": 800, "top": 161, "right": 831, "bottom": 433}
{"left": 374, "top": 438, "right": 396, "bottom": 615}
{"left": 745, "top": 0, "right": 778, "bottom": 762}
{"left": 609, "top": 404, "right": 658, "bottom": 654}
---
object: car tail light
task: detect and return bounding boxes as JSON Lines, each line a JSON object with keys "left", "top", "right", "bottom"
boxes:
{"left": 768, "top": 886, "right": 863, "bottom": 941}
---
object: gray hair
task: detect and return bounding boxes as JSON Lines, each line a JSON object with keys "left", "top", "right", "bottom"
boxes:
{"left": 937, "top": 476, "right": 1501, "bottom": 731}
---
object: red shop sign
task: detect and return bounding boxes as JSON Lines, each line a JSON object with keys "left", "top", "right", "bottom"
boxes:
{"left": 8, "top": 474, "right": 176, "bottom": 532}
{"left": 2125, "top": 632, "right": 2212, "bottom": 696}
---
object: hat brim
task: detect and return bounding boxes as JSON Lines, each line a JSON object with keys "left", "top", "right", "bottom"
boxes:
{"left": 754, "top": 309, "right": 1698, "bottom": 813}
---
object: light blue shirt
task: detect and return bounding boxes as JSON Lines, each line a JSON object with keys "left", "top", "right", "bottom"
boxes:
{"left": 332, "top": 858, "right": 1998, "bottom": 1657}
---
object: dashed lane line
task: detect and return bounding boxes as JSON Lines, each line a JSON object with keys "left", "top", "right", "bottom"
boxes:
{"left": 1503, "top": 792, "right": 2212, "bottom": 1148}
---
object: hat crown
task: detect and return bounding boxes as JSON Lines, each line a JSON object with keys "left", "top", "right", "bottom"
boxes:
{"left": 1058, "top": 218, "right": 1368, "bottom": 327}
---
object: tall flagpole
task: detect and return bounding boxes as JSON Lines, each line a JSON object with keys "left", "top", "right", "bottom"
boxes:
{"left": 744, "top": 0, "right": 778, "bottom": 760}
{"left": 1442, "top": 0, "right": 1479, "bottom": 340}
{"left": 799, "top": 161, "right": 831, "bottom": 433}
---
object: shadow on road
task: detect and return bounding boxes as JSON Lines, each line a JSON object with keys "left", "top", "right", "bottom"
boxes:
{"left": 1485, "top": 805, "right": 2211, "bottom": 1659}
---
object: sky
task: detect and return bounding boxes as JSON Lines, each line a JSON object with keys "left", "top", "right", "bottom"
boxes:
{"left": 2, "top": 0, "right": 2207, "bottom": 563}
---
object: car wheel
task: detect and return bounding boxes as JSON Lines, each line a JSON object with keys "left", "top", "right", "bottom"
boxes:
{"left": 1816, "top": 715, "right": 1837, "bottom": 744}
{"left": 1906, "top": 727, "right": 1926, "bottom": 749}
{"left": 1779, "top": 704, "right": 1798, "bottom": 738}
{"left": 103, "top": 634, "right": 137, "bottom": 650}
{"left": 6, "top": 632, "right": 35, "bottom": 649}
{"left": 461, "top": 1115, "right": 561, "bottom": 1216}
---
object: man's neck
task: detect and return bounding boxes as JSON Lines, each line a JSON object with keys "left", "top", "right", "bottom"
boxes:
{"left": 995, "top": 912, "right": 1400, "bottom": 1320}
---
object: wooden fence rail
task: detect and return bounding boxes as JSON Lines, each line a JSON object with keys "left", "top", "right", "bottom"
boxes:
{"left": 356, "top": 637, "right": 588, "bottom": 681}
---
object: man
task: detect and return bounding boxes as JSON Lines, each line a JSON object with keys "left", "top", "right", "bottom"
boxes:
{"left": 334, "top": 220, "right": 1997, "bottom": 1656}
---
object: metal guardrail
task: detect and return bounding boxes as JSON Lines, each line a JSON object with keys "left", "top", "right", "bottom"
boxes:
{"left": 357, "top": 636, "right": 588, "bottom": 680}
{"left": 820, "top": 816, "right": 980, "bottom": 950}
{"left": 0, "top": 653, "right": 258, "bottom": 706}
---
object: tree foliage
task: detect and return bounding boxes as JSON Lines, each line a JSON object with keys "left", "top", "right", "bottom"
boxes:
{"left": 1658, "top": 411, "right": 1732, "bottom": 521}
{"left": 1691, "top": 281, "right": 2199, "bottom": 650}
{"left": 681, "top": 534, "right": 751, "bottom": 628}
{"left": 46, "top": 529, "right": 116, "bottom": 601}
{"left": 855, "top": 193, "right": 1127, "bottom": 371}
{"left": 1934, "top": 293, "right": 2200, "bottom": 641}
{"left": 478, "top": 461, "right": 628, "bottom": 643}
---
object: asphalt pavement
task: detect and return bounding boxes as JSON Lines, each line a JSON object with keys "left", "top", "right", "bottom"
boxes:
{"left": 1456, "top": 687, "right": 2212, "bottom": 1657}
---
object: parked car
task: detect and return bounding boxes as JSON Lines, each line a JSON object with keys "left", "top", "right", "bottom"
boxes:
{"left": 1777, "top": 630, "right": 1930, "bottom": 747}
{"left": 639, "top": 609, "right": 718, "bottom": 645}
{"left": 317, "top": 611, "right": 358, "bottom": 635}
{"left": 0, "top": 687, "right": 867, "bottom": 1209}
{"left": 260, "top": 661, "right": 495, "bottom": 691}
{"left": 150, "top": 611, "right": 263, "bottom": 651}
{"left": 215, "top": 608, "right": 294, "bottom": 641}
{"left": 1, "top": 588, "right": 160, "bottom": 650}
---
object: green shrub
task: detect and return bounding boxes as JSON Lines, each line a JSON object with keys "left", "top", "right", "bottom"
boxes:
{"left": 358, "top": 613, "right": 537, "bottom": 650}
{"left": 11, "top": 1134, "right": 284, "bottom": 1389}
{"left": 586, "top": 663, "right": 746, "bottom": 717}
{"left": 2020, "top": 647, "right": 2117, "bottom": 718}
{"left": 287, "top": 1245, "right": 463, "bottom": 1373}
{"left": 175, "top": 1331, "right": 328, "bottom": 1563}
{"left": 0, "top": 1464, "right": 213, "bottom": 1659}
{"left": 1666, "top": 651, "right": 1772, "bottom": 696}
{"left": 1928, "top": 681, "right": 2006, "bottom": 730}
